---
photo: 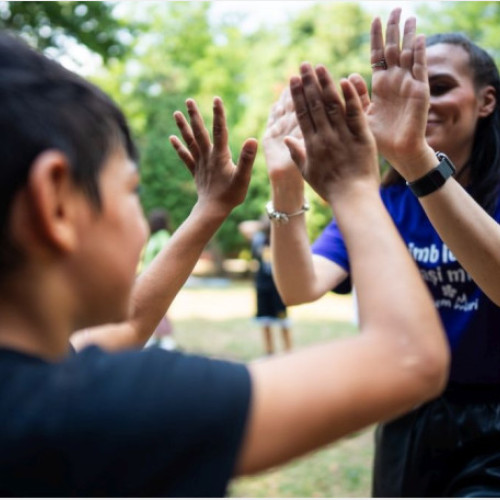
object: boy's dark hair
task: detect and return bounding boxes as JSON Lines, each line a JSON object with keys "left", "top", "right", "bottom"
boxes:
{"left": 0, "top": 32, "right": 138, "bottom": 273}
{"left": 383, "top": 33, "right": 500, "bottom": 214}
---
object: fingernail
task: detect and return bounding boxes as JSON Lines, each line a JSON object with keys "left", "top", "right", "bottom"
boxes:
{"left": 245, "top": 140, "right": 257, "bottom": 153}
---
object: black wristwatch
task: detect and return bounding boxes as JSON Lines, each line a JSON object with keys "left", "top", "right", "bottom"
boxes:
{"left": 406, "top": 152, "right": 456, "bottom": 198}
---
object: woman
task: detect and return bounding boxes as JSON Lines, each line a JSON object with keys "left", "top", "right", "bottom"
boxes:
{"left": 265, "top": 9, "right": 500, "bottom": 496}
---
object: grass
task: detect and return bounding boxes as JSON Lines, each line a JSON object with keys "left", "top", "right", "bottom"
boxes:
{"left": 169, "top": 279, "right": 374, "bottom": 497}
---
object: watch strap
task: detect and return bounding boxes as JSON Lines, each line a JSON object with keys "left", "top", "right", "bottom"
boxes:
{"left": 407, "top": 152, "right": 456, "bottom": 198}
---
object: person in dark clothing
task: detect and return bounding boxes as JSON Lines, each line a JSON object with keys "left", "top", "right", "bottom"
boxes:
{"left": 240, "top": 218, "right": 292, "bottom": 355}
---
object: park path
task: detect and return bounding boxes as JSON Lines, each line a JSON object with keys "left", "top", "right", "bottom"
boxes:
{"left": 169, "top": 279, "right": 355, "bottom": 322}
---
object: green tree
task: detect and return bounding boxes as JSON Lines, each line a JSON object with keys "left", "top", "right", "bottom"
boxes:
{"left": 418, "top": 1, "right": 500, "bottom": 62}
{"left": 0, "top": 1, "right": 130, "bottom": 60}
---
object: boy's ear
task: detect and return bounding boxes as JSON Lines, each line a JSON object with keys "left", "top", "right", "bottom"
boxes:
{"left": 26, "top": 150, "right": 82, "bottom": 253}
{"left": 478, "top": 85, "right": 496, "bottom": 118}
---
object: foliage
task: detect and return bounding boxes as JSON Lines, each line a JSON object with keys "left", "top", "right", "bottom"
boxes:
{"left": 418, "top": 1, "right": 500, "bottom": 64}
{"left": 7, "top": 1, "right": 500, "bottom": 258}
{"left": 96, "top": 2, "right": 374, "bottom": 257}
{"left": 0, "top": 1, "right": 131, "bottom": 61}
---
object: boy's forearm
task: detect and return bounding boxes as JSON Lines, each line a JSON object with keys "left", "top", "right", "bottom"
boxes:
{"left": 128, "top": 201, "right": 228, "bottom": 345}
{"left": 331, "top": 184, "right": 440, "bottom": 336}
{"left": 73, "top": 202, "right": 228, "bottom": 351}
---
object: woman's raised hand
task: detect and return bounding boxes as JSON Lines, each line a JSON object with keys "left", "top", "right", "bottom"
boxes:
{"left": 355, "top": 8, "right": 432, "bottom": 175}
{"left": 263, "top": 86, "right": 305, "bottom": 187}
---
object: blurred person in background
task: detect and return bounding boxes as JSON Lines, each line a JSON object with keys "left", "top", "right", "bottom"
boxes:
{"left": 240, "top": 216, "right": 292, "bottom": 356}
{"left": 141, "top": 208, "right": 176, "bottom": 350}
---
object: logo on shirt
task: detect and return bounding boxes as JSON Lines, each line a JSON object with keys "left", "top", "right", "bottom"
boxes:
{"left": 408, "top": 241, "right": 478, "bottom": 312}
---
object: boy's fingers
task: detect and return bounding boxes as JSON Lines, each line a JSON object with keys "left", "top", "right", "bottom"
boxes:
{"left": 289, "top": 75, "right": 315, "bottom": 143}
{"left": 186, "top": 99, "right": 212, "bottom": 158}
{"left": 341, "top": 79, "right": 368, "bottom": 138}
{"left": 235, "top": 138, "right": 258, "bottom": 187}
{"left": 212, "top": 97, "right": 229, "bottom": 153}
{"left": 300, "top": 63, "right": 330, "bottom": 131}
{"left": 316, "top": 65, "right": 345, "bottom": 129}
{"left": 169, "top": 135, "right": 196, "bottom": 175}
{"left": 174, "top": 111, "right": 200, "bottom": 160}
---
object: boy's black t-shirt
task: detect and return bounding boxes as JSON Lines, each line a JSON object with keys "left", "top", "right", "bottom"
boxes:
{"left": 0, "top": 345, "right": 251, "bottom": 497}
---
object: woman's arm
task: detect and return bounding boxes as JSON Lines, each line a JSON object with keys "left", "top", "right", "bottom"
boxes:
{"left": 263, "top": 87, "right": 348, "bottom": 305}
{"left": 349, "top": 8, "right": 500, "bottom": 306}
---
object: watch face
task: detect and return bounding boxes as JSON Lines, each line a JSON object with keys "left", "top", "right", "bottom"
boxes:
{"left": 435, "top": 151, "right": 456, "bottom": 174}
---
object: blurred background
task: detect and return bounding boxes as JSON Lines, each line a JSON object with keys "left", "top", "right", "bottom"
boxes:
{"left": 2, "top": 1, "right": 498, "bottom": 266}
{"left": 3, "top": 1, "right": 499, "bottom": 496}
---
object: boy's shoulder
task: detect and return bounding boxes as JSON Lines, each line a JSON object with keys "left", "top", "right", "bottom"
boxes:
{"left": 0, "top": 346, "right": 252, "bottom": 496}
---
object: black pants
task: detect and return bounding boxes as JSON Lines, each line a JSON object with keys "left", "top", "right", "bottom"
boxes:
{"left": 373, "top": 384, "right": 500, "bottom": 497}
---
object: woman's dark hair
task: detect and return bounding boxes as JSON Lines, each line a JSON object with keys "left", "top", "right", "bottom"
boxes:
{"left": 0, "top": 32, "right": 138, "bottom": 272}
{"left": 383, "top": 33, "right": 500, "bottom": 214}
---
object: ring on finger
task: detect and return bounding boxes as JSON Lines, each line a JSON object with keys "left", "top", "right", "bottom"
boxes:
{"left": 371, "top": 59, "right": 387, "bottom": 70}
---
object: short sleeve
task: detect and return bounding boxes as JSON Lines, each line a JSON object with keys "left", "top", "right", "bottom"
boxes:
{"left": 311, "top": 218, "right": 350, "bottom": 273}
{"left": 50, "top": 347, "right": 252, "bottom": 497}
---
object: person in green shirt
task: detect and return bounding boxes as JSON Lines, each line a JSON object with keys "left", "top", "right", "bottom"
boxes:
{"left": 142, "top": 209, "right": 175, "bottom": 349}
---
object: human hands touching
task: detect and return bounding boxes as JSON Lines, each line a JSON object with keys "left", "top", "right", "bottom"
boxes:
{"left": 263, "top": 86, "right": 305, "bottom": 187}
{"left": 170, "top": 97, "right": 257, "bottom": 216}
{"left": 285, "top": 63, "right": 379, "bottom": 205}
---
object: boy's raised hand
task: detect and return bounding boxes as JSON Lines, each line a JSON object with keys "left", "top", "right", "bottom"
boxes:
{"left": 285, "top": 63, "right": 379, "bottom": 204}
{"left": 170, "top": 97, "right": 257, "bottom": 215}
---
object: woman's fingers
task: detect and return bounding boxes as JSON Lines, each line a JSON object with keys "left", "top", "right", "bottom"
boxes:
{"left": 400, "top": 17, "right": 416, "bottom": 70}
{"left": 348, "top": 74, "right": 371, "bottom": 112}
{"left": 370, "top": 16, "right": 385, "bottom": 71}
{"left": 384, "top": 8, "right": 402, "bottom": 68}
